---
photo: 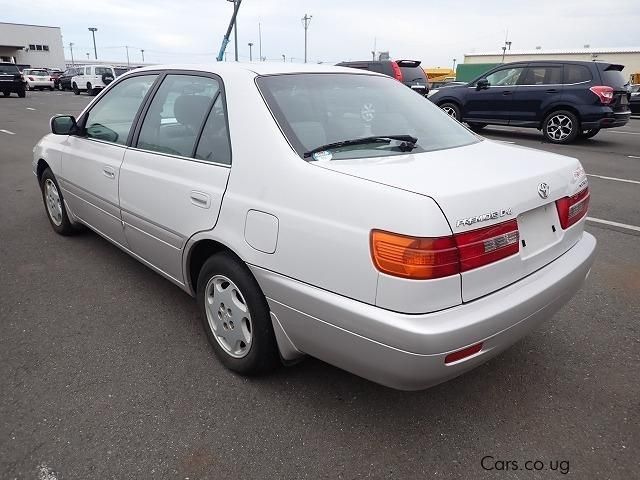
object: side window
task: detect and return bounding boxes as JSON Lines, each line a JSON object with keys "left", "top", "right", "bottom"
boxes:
{"left": 520, "top": 66, "right": 563, "bottom": 85}
{"left": 563, "top": 65, "right": 592, "bottom": 84}
{"left": 136, "top": 74, "right": 220, "bottom": 158}
{"left": 485, "top": 67, "right": 525, "bottom": 87}
{"left": 84, "top": 74, "right": 158, "bottom": 145}
{"left": 194, "top": 95, "right": 231, "bottom": 164}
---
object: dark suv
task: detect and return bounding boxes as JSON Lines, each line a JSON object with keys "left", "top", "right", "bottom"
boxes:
{"left": 57, "top": 67, "right": 81, "bottom": 91}
{"left": 336, "top": 59, "right": 429, "bottom": 96}
{"left": 0, "top": 62, "right": 26, "bottom": 98}
{"left": 428, "top": 61, "right": 631, "bottom": 143}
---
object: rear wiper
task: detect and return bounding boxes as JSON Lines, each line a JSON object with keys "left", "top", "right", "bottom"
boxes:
{"left": 304, "top": 135, "right": 418, "bottom": 159}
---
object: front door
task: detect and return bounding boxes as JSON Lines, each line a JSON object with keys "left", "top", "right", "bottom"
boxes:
{"left": 59, "top": 73, "right": 159, "bottom": 247}
{"left": 119, "top": 73, "right": 232, "bottom": 284}
{"left": 463, "top": 66, "right": 526, "bottom": 124}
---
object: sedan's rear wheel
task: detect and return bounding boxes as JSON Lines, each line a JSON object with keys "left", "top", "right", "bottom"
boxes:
{"left": 40, "top": 168, "right": 76, "bottom": 235}
{"left": 543, "top": 110, "right": 579, "bottom": 144}
{"left": 197, "top": 252, "right": 280, "bottom": 375}
{"left": 440, "top": 102, "right": 460, "bottom": 121}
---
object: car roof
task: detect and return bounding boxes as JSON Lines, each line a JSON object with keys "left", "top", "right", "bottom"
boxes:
{"left": 131, "top": 62, "right": 379, "bottom": 77}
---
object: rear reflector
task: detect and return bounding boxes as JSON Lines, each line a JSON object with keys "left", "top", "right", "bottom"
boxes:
{"left": 555, "top": 187, "right": 590, "bottom": 229}
{"left": 455, "top": 219, "right": 519, "bottom": 272}
{"left": 589, "top": 85, "right": 614, "bottom": 105}
{"left": 370, "top": 219, "right": 520, "bottom": 280}
{"left": 445, "top": 342, "right": 483, "bottom": 364}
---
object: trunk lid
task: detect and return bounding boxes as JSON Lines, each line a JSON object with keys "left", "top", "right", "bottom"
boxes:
{"left": 314, "top": 139, "right": 588, "bottom": 301}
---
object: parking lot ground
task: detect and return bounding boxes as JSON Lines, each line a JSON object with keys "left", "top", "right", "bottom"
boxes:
{"left": 1, "top": 92, "right": 639, "bottom": 479}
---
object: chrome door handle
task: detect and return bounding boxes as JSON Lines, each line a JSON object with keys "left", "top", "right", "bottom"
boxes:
{"left": 102, "top": 166, "right": 115, "bottom": 179}
{"left": 190, "top": 191, "right": 211, "bottom": 209}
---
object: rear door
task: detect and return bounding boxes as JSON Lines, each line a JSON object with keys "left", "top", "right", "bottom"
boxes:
{"left": 59, "top": 73, "right": 158, "bottom": 247}
{"left": 464, "top": 66, "right": 525, "bottom": 123}
{"left": 118, "top": 73, "right": 231, "bottom": 284}
{"left": 510, "top": 64, "right": 563, "bottom": 125}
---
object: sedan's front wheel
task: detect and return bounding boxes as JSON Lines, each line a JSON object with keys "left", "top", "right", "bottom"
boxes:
{"left": 40, "top": 168, "right": 76, "bottom": 235}
{"left": 197, "top": 252, "right": 280, "bottom": 376}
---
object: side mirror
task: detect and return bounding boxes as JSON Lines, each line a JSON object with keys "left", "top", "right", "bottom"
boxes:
{"left": 476, "top": 78, "right": 490, "bottom": 90}
{"left": 50, "top": 115, "right": 78, "bottom": 135}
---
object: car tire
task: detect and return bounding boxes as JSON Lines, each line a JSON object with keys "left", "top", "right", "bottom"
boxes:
{"left": 196, "top": 252, "right": 280, "bottom": 376}
{"left": 542, "top": 110, "right": 579, "bottom": 144}
{"left": 59, "top": 83, "right": 64, "bottom": 91}
{"left": 40, "top": 168, "right": 77, "bottom": 236}
{"left": 580, "top": 128, "right": 600, "bottom": 139}
{"left": 439, "top": 102, "right": 461, "bottom": 121}
{"left": 467, "top": 122, "right": 487, "bottom": 132}
{"left": 2, "top": 91, "right": 9, "bottom": 97}
{"left": 17, "top": 89, "right": 25, "bottom": 98}
{"left": 49, "top": 86, "right": 54, "bottom": 91}
{"left": 86, "top": 83, "right": 94, "bottom": 96}
{"left": 72, "top": 83, "right": 80, "bottom": 95}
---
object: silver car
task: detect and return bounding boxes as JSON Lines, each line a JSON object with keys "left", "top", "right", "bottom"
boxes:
{"left": 33, "top": 63, "right": 596, "bottom": 390}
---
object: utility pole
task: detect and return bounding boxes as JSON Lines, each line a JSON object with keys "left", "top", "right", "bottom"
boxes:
{"left": 282, "top": 54, "right": 285, "bottom": 62}
{"left": 141, "top": 49, "right": 145, "bottom": 62}
{"left": 258, "top": 22, "right": 262, "bottom": 61}
{"left": 125, "top": 45, "right": 130, "bottom": 67}
{"left": 69, "top": 42, "right": 75, "bottom": 65}
{"left": 302, "top": 14, "right": 312, "bottom": 63}
{"left": 88, "top": 27, "right": 98, "bottom": 59}
{"left": 248, "top": 42, "right": 253, "bottom": 61}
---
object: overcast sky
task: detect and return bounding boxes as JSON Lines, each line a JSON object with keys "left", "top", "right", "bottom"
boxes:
{"left": 3, "top": 0, "right": 639, "bottom": 66}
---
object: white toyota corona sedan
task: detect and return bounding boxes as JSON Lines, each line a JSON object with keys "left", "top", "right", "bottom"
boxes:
{"left": 33, "top": 63, "right": 596, "bottom": 390}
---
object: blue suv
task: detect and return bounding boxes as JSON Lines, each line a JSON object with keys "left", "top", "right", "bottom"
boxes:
{"left": 428, "top": 61, "right": 631, "bottom": 143}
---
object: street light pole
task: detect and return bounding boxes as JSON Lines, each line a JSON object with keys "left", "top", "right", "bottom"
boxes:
{"left": 86, "top": 52, "right": 90, "bottom": 60}
{"left": 248, "top": 42, "right": 253, "bottom": 61}
{"left": 258, "top": 22, "right": 262, "bottom": 61}
{"left": 88, "top": 27, "right": 98, "bottom": 59}
{"left": 452, "top": 58, "right": 457, "bottom": 71}
{"left": 141, "top": 49, "right": 145, "bottom": 62}
{"left": 125, "top": 45, "right": 130, "bottom": 67}
{"left": 69, "top": 42, "right": 75, "bottom": 65}
{"left": 282, "top": 54, "right": 285, "bottom": 62}
{"left": 302, "top": 14, "right": 312, "bottom": 63}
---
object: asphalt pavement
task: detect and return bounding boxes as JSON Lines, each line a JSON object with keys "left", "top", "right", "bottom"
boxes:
{"left": 1, "top": 91, "right": 638, "bottom": 479}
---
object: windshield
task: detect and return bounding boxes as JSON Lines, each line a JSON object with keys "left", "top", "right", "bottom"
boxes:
{"left": 0, "top": 64, "right": 19, "bottom": 73}
{"left": 257, "top": 73, "right": 478, "bottom": 161}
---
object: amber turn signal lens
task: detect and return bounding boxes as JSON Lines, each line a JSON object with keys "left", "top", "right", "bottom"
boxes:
{"left": 370, "top": 230, "right": 459, "bottom": 280}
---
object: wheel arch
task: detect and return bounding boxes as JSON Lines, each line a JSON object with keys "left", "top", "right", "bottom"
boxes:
{"left": 184, "top": 238, "right": 245, "bottom": 296}
{"left": 36, "top": 158, "right": 50, "bottom": 183}
{"left": 541, "top": 105, "right": 581, "bottom": 128}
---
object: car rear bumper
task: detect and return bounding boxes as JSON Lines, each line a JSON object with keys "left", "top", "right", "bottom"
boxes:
{"left": 582, "top": 109, "right": 631, "bottom": 129}
{"left": 0, "top": 82, "right": 25, "bottom": 92}
{"left": 251, "top": 232, "right": 596, "bottom": 390}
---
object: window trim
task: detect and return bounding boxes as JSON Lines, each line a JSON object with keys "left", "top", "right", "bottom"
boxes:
{"left": 77, "top": 71, "right": 162, "bottom": 148}
{"left": 516, "top": 64, "right": 564, "bottom": 86}
{"left": 129, "top": 70, "right": 233, "bottom": 166}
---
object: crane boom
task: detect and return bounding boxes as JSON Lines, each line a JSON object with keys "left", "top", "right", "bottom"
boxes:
{"left": 217, "top": 0, "right": 242, "bottom": 61}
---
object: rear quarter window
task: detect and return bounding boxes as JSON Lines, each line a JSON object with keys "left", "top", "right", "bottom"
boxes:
{"left": 563, "top": 65, "right": 592, "bottom": 84}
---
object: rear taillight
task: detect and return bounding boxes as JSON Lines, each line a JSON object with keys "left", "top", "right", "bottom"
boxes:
{"left": 390, "top": 61, "right": 403, "bottom": 82}
{"left": 370, "top": 219, "right": 520, "bottom": 280}
{"left": 455, "top": 220, "right": 520, "bottom": 272}
{"left": 28, "top": 76, "right": 34, "bottom": 81}
{"left": 590, "top": 85, "right": 614, "bottom": 105}
{"left": 555, "top": 187, "right": 590, "bottom": 229}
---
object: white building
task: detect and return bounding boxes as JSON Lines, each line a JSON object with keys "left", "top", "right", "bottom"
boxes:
{"left": 0, "top": 22, "right": 65, "bottom": 70}
{"left": 464, "top": 47, "right": 640, "bottom": 82}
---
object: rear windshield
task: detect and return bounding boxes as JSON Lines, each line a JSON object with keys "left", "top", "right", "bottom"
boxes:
{"left": 0, "top": 64, "right": 19, "bottom": 73}
{"left": 599, "top": 65, "right": 627, "bottom": 89}
{"left": 399, "top": 66, "right": 427, "bottom": 83}
{"left": 30, "top": 70, "right": 49, "bottom": 76}
{"left": 257, "top": 73, "right": 478, "bottom": 161}
{"left": 95, "top": 67, "right": 114, "bottom": 75}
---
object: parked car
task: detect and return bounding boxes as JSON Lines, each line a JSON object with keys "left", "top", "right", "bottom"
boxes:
{"left": 47, "top": 68, "right": 63, "bottom": 87}
{"left": 428, "top": 61, "right": 631, "bottom": 143}
{"left": 71, "top": 64, "right": 116, "bottom": 95}
{"left": 630, "top": 84, "right": 640, "bottom": 114}
{"left": 33, "top": 64, "right": 595, "bottom": 390}
{"left": 0, "top": 62, "right": 26, "bottom": 97}
{"left": 23, "top": 68, "right": 54, "bottom": 91}
{"left": 57, "top": 67, "right": 80, "bottom": 91}
{"left": 337, "top": 59, "right": 430, "bottom": 96}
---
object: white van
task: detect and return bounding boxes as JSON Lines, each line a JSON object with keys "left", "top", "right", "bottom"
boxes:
{"left": 71, "top": 65, "right": 116, "bottom": 95}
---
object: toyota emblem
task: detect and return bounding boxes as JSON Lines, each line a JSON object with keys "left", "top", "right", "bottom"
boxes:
{"left": 538, "top": 182, "right": 550, "bottom": 199}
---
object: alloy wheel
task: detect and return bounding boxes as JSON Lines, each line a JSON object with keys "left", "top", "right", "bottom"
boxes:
{"left": 546, "top": 114, "right": 574, "bottom": 141}
{"left": 442, "top": 105, "right": 458, "bottom": 119}
{"left": 204, "top": 275, "right": 253, "bottom": 358}
{"left": 44, "top": 179, "right": 63, "bottom": 226}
